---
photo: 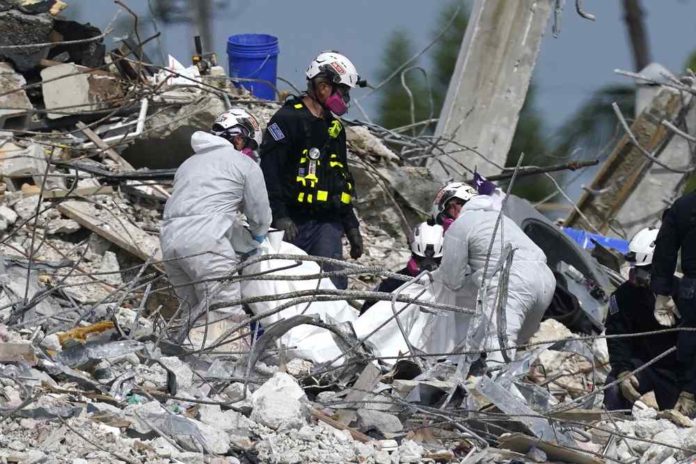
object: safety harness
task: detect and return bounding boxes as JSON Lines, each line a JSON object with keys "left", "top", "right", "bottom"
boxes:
{"left": 291, "top": 101, "right": 354, "bottom": 211}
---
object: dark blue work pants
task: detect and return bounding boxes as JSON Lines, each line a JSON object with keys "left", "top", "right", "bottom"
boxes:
{"left": 291, "top": 219, "right": 347, "bottom": 289}
{"left": 603, "top": 362, "right": 679, "bottom": 411}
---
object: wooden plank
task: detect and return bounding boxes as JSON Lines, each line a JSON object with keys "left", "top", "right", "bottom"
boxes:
{"left": 76, "top": 121, "right": 135, "bottom": 170}
{"left": 22, "top": 185, "right": 114, "bottom": 199}
{"left": 76, "top": 121, "right": 171, "bottom": 199}
{"left": 311, "top": 408, "right": 372, "bottom": 443}
{"left": 57, "top": 199, "right": 162, "bottom": 263}
{"left": 564, "top": 87, "right": 684, "bottom": 233}
{"left": 0, "top": 342, "right": 37, "bottom": 365}
{"left": 498, "top": 433, "right": 603, "bottom": 464}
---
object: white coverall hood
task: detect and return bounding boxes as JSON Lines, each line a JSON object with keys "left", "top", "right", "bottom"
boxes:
{"left": 159, "top": 130, "right": 272, "bottom": 344}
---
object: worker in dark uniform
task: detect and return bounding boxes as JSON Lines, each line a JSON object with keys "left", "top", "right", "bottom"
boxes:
{"left": 651, "top": 191, "right": 696, "bottom": 417}
{"left": 361, "top": 222, "right": 445, "bottom": 314}
{"left": 604, "top": 227, "right": 680, "bottom": 411}
{"left": 259, "top": 51, "right": 366, "bottom": 289}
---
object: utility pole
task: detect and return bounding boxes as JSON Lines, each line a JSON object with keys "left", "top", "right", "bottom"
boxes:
{"left": 428, "top": 0, "right": 554, "bottom": 181}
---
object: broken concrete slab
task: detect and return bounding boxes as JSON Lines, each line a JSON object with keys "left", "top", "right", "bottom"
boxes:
{"left": 0, "top": 62, "right": 32, "bottom": 129}
{"left": 159, "top": 356, "right": 194, "bottom": 391}
{"left": 251, "top": 372, "right": 309, "bottom": 431}
{"left": 356, "top": 409, "right": 403, "bottom": 435}
{"left": 197, "top": 404, "right": 253, "bottom": 435}
{"left": 0, "top": 10, "right": 53, "bottom": 72}
{"left": 0, "top": 204, "right": 18, "bottom": 231}
{"left": 41, "top": 63, "right": 124, "bottom": 119}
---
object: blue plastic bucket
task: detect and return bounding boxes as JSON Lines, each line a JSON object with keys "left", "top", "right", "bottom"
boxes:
{"left": 227, "top": 34, "right": 279, "bottom": 100}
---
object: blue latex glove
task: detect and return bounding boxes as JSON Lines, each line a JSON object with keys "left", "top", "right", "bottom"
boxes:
{"left": 253, "top": 234, "right": 266, "bottom": 244}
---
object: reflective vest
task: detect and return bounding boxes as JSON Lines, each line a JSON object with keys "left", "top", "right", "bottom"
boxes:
{"left": 291, "top": 102, "right": 354, "bottom": 211}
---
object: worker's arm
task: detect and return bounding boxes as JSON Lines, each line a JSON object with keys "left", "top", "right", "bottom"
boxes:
{"left": 605, "top": 292, "right": 635, "bottom": 374}
{"left": 259, "top": 112, "right": 293, "bottom": 223}
{"left": 651, "top": 204, "right": 681, "bottom": 296}
{"left": 438, "top": 226, "right": 471, "bottom": 291}
{"left": 242, "top": 162, "right": 272, "bottom": 237}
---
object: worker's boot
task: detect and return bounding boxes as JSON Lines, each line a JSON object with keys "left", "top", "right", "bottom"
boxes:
{"left": 674, "top": 391, "right": 696, "bottom": 418}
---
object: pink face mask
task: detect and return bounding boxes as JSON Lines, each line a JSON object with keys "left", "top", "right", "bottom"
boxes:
{"left": 324, "top": 91, "right": 348, "bottom": 116}
{"left": 441, "top": 216, "right": 454, "bottom": 232}
{"left": 406, "top": 257, "right": 420, "bottom": 276}
{"left": 241, "top": 147, "right": 256, "bottom": 160}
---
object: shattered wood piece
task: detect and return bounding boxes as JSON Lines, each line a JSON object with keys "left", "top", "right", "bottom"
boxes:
{"left": 57, "top": 200, "right": 162, "bottom": 263}
{"left": 57, "top": 320, "right": 115, "bottom": 346}
{"left": 423, "top": 450, "right": 456, "bottom": 462}
{"left": 498, "top": 433, "right": 603, "bottom": 464}
{"left": 337, "top": 363, "right": 382, "bottom": 425}
{"left": 310, "top": 408, "right": 372, "bottom": 443}
{"left": 23, "top": 185, "right": 114, "bottom": 198}
{"left": 564, "top": 87, "right": 685, "bottom": 233}
{"left": 75, "top": 121, "right": 134, "bottom": 170}
{"left": 549, "top": 409, "right": 624, "bottom": 423}
{"left": 0, "top": 342, "right": 37, "bottom": 365}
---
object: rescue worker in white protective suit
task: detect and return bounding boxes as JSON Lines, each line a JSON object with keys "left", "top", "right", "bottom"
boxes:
{"left": 160, "top": 108, "right": 272, "bottom": 345}
{"left": 432, "top": 184, "right": 556, "bottom": 364}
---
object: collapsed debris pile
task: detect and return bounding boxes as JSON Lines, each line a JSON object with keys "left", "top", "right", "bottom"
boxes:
{"left": 2, "top": 2, "right": 696, "bottom": 464}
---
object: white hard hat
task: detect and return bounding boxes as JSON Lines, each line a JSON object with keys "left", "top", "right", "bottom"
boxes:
{"left": 410, "top": 222, "right": 445, "bottom": 258}
{"left": 431, "top": 182, "right": 478, "bottom": 219}
{"left": 627, "top": 227, "right": 659, "bottom": 267}
{"left": 211, "top": 108, "right": 262, "bottom": 149}
{"left": 306, "top": 51, "right": 361, "bottom": 88}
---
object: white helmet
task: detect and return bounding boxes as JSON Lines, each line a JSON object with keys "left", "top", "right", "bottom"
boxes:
{"left": 211, "top": 108, "right": 262, "bottom": 149}
{"left": 411, "top": 222, "right": 445, "bottom": 258}
{"left": 627, "top": 227, "right": 659, "bottom": 267}
{"left": 431, "top": 182, "right": 478, "bottom": 218}
{"left": 306, "top": 51, "right": 362, "bottom": 88}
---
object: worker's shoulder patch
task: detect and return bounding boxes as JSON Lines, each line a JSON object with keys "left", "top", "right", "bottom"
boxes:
{"left": 609, "top": 294, "right": 619, "bottom": 315}
{"left": 268, "top": 122, "right": 285, "bottom": 141}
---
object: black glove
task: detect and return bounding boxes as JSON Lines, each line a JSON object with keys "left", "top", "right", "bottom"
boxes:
{"left": 274, "top": 217, "right": 298, "bottom": 242}
{"left": 346, "top": 228, "right": 363, "bottom": 259}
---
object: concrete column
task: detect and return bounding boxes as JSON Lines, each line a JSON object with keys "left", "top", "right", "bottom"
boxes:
{"left": 428, "top": 0, "right": 554, "bottom": 181}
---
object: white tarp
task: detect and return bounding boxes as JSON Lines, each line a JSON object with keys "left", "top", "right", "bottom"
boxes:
{"left": 241, "top": 239, "right": 357, "bottom": 365}
{"left": 353, "top": 277, "right": 475, "bottom": 365}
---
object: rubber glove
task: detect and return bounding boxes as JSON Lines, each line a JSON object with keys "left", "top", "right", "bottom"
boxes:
{"left": 274, "top": 217, "right": 298, "bottom": 243}
{"left": 654, "top": 294, "right": 680, "bottom": 327}
{"left": 674, "top": 391, "right": 696, "bottom": 418}
{"left": 617, "top": 371, "right": 641, "bottom": 402}
{"left": 346, "top": 228, "right": 363, "bottom": 259}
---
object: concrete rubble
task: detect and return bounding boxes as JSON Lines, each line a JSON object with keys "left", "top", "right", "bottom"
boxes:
{"left": 0, "top": 2, "right": 695, "bottom": 464}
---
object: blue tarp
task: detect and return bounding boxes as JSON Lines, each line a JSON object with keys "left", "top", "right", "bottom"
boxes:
{"left": 562, "top": 227, "right": 629, "bottom": 254}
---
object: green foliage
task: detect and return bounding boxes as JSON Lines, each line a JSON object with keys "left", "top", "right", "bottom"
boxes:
{"left": 552, "top": 84, "right": 635, "bottom": 160}
{"left": 375, "top": 30, "right": 430, "bottom": 130}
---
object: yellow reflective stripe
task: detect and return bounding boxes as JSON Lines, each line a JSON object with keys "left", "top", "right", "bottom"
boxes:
{"left": 328, "top": 120, "right": 342, "bottom": 138}
{"left": 341, "top": 193, "right": 351, "bottom": 204}
{"left": 307, "top": 194, "right": 313, "bottom": 203}
{"left": 296, "top": 177, "right": 306, "bottom": 186}
{"left": 297, "top": 192, "right": 305, "bottom": 202}
{"left": 330, "top": 161, "right": 344, "bottom": 168}
{"left": 300, "top": 157, "right": 307, "bottom": 163}
{"left": 317, "top": 190, "right": 328, "bottom": 202}
{"left": 294, "top": 103, "right": 303, "bottom": 109}
{"left": 330, "top": 154, "right": 337, "bottom": 159}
